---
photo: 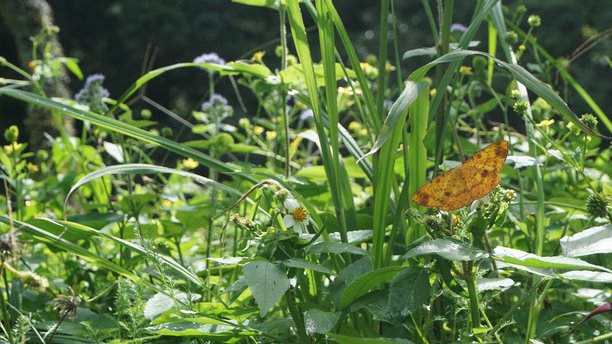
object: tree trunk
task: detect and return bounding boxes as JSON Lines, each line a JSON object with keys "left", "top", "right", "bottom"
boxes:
{"left": 0, "top": 0, "right": 74, "bottom": 149}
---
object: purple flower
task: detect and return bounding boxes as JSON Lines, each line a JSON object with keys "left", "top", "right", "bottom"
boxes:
{"left": 201, "top": 94, "right": 229, "bottom": 112}
{"left": 450, "top": 23, "right": 468, "bottom": 33}
{"left": 193, "top": 52, "right": 226, "bottom": 65}
{"left": 75, "top": 73, "right": 110, "bottom": 113}
{"left": 299, "top": 109, "right": 314, "bottom": 121}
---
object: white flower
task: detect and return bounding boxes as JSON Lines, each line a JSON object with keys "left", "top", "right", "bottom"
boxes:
{"left": 282, "top": 198, "right": 309, "bottom": 234}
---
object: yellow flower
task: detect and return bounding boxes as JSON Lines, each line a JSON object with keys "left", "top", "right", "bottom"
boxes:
{"left": 266, "top": 131, "right": 277, "bottom": 140}
{"left": 348, "top": 121, "right": 361, "bottom": 132}
{"left": 26, "top": 162, "right": 39, "bottom": 173}
{"left": 3, "top": 142, "right": 23, "bottom": 153}
{"left": 536, "top": 119, "right": 555, "bottom": 129}
{"left": 182, "top": 158, "right": 199, "bottom": 170}
{"left": 253, "top": 126, "right": 264, "bottom": 135}
{"left": 251, "top": 50, "right": 266, "bottom": 63}
{"left": 430, "top": 88, "right": 437, "bottom": 97}
{"left": 161, "top": 199, "right": 173, "bottom": 208}
{"left": 459, "top": 66, "right": 473, "bottom": 75}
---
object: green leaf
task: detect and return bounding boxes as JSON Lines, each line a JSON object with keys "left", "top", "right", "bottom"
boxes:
{"left": 388, "top": 268, "right": 431, "bottom": 321}
{"left": 403, "top": 238, "right": 488, "bottom": 261}
{"left": 146, "top": 316, "right": 256, "bottom": 338}
{"left": 57, "top": 57, "right": 83, "bottom": 80}
{"left": 339, "top": 266, "right": 404, "bottom": 309}
{"left": 493, "top": 246, "right": 612, "bottom": 272}
{"left": 560, "top": 224, "right": 612, "bottom": 257}
{"left": 282, "top": 258, "right": 333, "bottom": 274}
{"left": 226, "top": 61, "right": 272, "bottom": 79}
{"left": 303, "top": 309, "right": 341, "bottom": 335}
{"left": 558, "top": 271, "right": 612, "bottom": 283}
{"left": 406, "top": 49, "right": 609, "bottom": 139}
{"left": 243, "top": 261, "right": 290, "bottom": 316}
{"left": 0, "top": 216, "right": 152, "bottom": 290}
{"left": 144, "top": 292, "right": 200, "bottom": 320}
{"left": 306, "top": 242, "right": 369, "bottom": 256}
{"left": 506, "top": 155, "right": 538, "bottom": 168}
{"left": 361, "top": 81, "right": 428, "bottom": 160}
{"left": 327, "top": 333, "right": 414, "bottom": 344}
{"left": 64, "top": 163, "right": 242, "bottom": 217}
{"left": 0, "top": 89, "right": 253, "bottom": 182}
{"left": 477, "top": 278, "right": 516, "bottom": 292}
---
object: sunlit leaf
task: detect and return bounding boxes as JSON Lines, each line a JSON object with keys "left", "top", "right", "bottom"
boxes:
{"left": 560, "top": 224, "right": 612, "bottom": 257}
{"left": 303, "top": 309, "right": 341, "bottom": 335}
{"left": 403, "top": 238, "right": 488, "bottom": 261}
{"left": 243, "top": 261, "right": 290, "bottom": 316}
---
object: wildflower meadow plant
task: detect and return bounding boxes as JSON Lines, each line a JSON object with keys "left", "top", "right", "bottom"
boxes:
{"left": 75, "top": 73, "right": 110, "bottom": 113}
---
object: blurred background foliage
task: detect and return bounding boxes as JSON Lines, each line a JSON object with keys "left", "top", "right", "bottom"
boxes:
{"left": 1, "top": 0, "right": 610, "bottom": 144}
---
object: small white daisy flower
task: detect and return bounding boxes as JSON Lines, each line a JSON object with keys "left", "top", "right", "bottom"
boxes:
{"left": 282, "top": 198, "right": 309, "bottom": 234}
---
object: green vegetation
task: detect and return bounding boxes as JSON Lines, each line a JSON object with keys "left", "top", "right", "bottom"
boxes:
{"left": 0, "top": 1, "right": 610, "bottom": 343}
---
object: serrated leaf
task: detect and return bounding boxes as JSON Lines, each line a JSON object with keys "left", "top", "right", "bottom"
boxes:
{"left": 493, "top": 246, "right": 611, "bottom": 272}
{"left": 388, "top": 268, "right": 431, "bottom": 321}
{"left": 282, "top": 258, "right": 333, "bottom": 274}
{"left": 560, "top": 224, "right": 612, "bottom": 257}
{"left": 403, "top": 238, "right": 488, "bottom": 261}
{"left": 303, "top": 309, "right": 341, "bottom": 335}
{"left": 243, "top": 261, "right": 290, "bottom": 316}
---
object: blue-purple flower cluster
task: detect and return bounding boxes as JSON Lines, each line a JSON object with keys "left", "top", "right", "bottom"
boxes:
{"left": 193, "top": 52, "right": 226, "bottom": 65}
{"left": 75, "top": 74, "right": 110, "bottom": 114}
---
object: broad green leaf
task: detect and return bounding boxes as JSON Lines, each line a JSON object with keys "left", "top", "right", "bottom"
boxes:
{"left": 388, "top": 268, "right": 431, "bottom": 321}
{"left": 477, "top": 278, "right": 515, "bottom": 292}
{"left": 559, "top": 271, "right": 612, "bottom": 283}
{"left": 496, "top": 261, "right": 555, "bottom": 278}
{"left": 144, "top": 292, "right": 201, "bottom": 320}
{"left": 493, "top": 246, "right": 612, "bottom": 272}
{"left": 327, "top": 333, "right": 414, "bottom": 344}
{"left": 403, "top": 238, "right": 488, "bottom": 261}
{"left": 243, "top": 261, "right": 290, "bottom": 316}
{"left": 506, "top": 155, "right": 539, "bottom": 168}
{"left": 339, "top": 266, "right": 404, "bottom": 309}
{"left": 306, "top": 242, "right": 369, "bottom": 256}
{"left": 146, "top": 317, "right": 256, "bottom": 338}
{"left": 560, "top": 224, "right": 612, "bottom": 257}
{"left": 303, "top": 309, "right": 341, "bottom": 335}
{"left": 282, "top": 258, "right": 333, "bottom": 274}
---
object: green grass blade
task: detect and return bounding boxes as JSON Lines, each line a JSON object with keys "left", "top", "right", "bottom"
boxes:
{"left": 0, "top": 88, "right": 257, "bottom": 180}
{"left": 0, "top": 216, "right": 158, "bottom": 292}
{"left": 64, "top": 163, "right": 243, "bottom": 217}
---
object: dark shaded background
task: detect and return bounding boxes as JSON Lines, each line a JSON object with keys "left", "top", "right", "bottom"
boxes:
{"left": 1, "top": 0, "right": 610, "bottom": 142}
